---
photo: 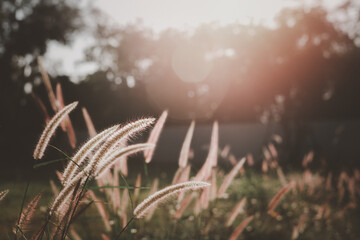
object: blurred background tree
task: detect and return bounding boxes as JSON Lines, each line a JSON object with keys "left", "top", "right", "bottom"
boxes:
{"left": 0, "top": 0, "right": 83, "bottom": 176}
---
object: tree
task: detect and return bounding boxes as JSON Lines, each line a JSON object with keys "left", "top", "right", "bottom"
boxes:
{"left": 0, "top": 0, "right": 83, "bottom": 175}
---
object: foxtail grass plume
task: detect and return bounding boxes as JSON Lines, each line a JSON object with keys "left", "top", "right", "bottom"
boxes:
{"left": 56, "top": 83, "right": 77, "bottom": 148}
{"left": 195, "top": 121, "right": 218, "bottom": 181}
{"left": 226, "top": 197, "right": 247, "bottom": 227}
{"left": 200, "top": 185, "right": 210, "bottom": 209}
{"left": 228, "top": 154, "right": 237, "bottom": 165}
{"left": 95, "top": 143, "right": 154, "bottom": 178}
{"left": 267, "top": 143, "right": 278, "bottom": 159}
{"left": 145, "top": 178, "right": 159, "bottom": 221}
{"left": 88, "top": 118, "right": 155, "bottom": 176}
{"left": 15, "top": 193, "right": 42, "bottom": 233}
{"left": 118, "top": 155, "right": 128, "bottom": 176}
{"left": 209, "top": 169, "right": 217, "bottom": 200}
{"left": 0, "top": 189, "right": 9, "bottom": 201}
{"left": 65, "top": 116, "right": 76, "bottom": 149}
{"left": 50, "top": 180, "right": 59, "bottom": 197}
{"left": 31, "top": 92, "right": 50, "bottom": 123}
{"left": 209, "top": 121, "right": 218, "bottom": 168}
{"left": 267, "top": 181, "right": 295, "bottom": 215}
{"left": 302, "top": 151, "right": 314, "bottom": 168}
{"left": 101, "top": 234, "right": 111, "bottom": 240}
{"left": 276, "top": 166, "right": 288, "bottom": 186}
{"left": 62, "top": 125, "right": 119, "bottom": 185}
{"left": 228, "top": 215, "right": 254, "bottom": 240}
{"left": 193, "top": 194, "right": 202, "bottom": 215}
{"left": 262, "top": 159, "right": 268, "bottom": 173}
{"left": 325, "top": 172, "right": 332, "bottom": 191}
{"left": 218, "top": 157, "right": 246, "bottom": 198}
{"left": 82, "top": 107, "right": 97, "bottom": 138}
{"left": 247, "top": 153, "right": 254, "bottom": 166}
{"left": 221, "top": 144, "right": 231, "bottom": 158}
{"left": 144, "top": 110, "right": 168, "bottom": 163}
{"left": 134, "top": 173, "right": 142, "bottom": 200}
{"left": 173, "top": 193, "right": 193, "bottom": 219}
{"left": 172, "top": 167, "right": 182, "bottom": 184}
{"left": 49, "top": 176, "right": 83, "bottom": 215}
{"left": 178, "top": 121, "right": 195, "bottom": 168}
{"left": 56, "top": 83, "right": 66, "bottom": 131}
{"left": 53, "top": 119, "right": 154, "bottom": 214}
{"left": 134, "top": 181, "right": 210, "bottom": 219}
{"left": 37, "top": 56, "right": 58, "bottom": 112}
{"left": 33, "top": 101, "right": 78, "bottom": 160}
{"left": 172, "top": 164, "right": 191, "bottom": 185}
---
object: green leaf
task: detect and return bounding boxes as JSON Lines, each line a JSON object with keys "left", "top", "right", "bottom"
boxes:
{"left": 33, "top": 158, "right": 66, "bottom": 168}
{"left": 87, "top": 185, "right": 149, "bottom": 190}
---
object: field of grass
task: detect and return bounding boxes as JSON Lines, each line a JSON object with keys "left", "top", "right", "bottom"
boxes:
{"left": 1, "top": 84, "right": 359, "bottom": 240}
{"left": 1, "top": 167, "right": 359, "bottom": 240}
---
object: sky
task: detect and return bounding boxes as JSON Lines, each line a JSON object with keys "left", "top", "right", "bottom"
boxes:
{"left": 44, "top": 0, "right": 345, "bottom": 81}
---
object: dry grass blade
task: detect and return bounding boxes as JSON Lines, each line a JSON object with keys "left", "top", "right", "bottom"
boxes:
{"left": 37, "top": 56, "right": 58, "bottom": 112}
{"left": 144, "top": 110, "right": 168, "bottom": 163}
{"left": 178, "top": 120, "right": 195, "bottom": 168}
{"left": 0, "top": 189, "right": 9, "bottom": 201}
{"left": 228, "top": 215, "right": 254, "bottom": 240}
{"left": 62, "top": 125, "right": 119, "bottom": 185}
{"left": 82, "top": 107, "right": 97, "bottom": 138}
{"left": 16, "top": 193, "right": 42, "bottom": 233}
{"left": 33, "top": 101, "right": 78, "bottom": 160}
{"left": 267, "top": 181, "right": 295, "bottom": 215}
{"left": 134, "top": 181, "right": 210, "bottom": 218}
{"left": 218, "top": 157, "right": 246, "bottom": 198}
{"left": 226, "top": 197, "right": 246, "bottom": 227}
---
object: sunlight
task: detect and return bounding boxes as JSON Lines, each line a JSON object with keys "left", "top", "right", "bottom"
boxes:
{"left": 96, "top": 0, "right": 299, "bottom": 31}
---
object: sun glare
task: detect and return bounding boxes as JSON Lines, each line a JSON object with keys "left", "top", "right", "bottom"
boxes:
{"left": 96, "top": 0, "right": 299, "bottom": 31}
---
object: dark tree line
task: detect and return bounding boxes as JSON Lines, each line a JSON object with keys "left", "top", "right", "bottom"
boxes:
{"left": 1, "top": 0, "right": 360, "bottom": 175}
